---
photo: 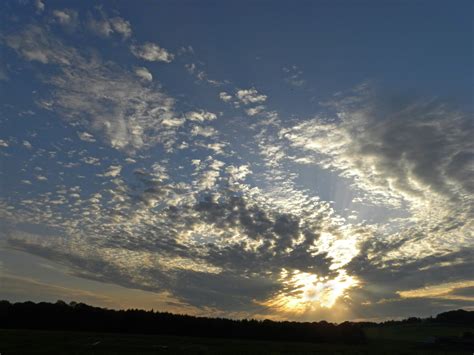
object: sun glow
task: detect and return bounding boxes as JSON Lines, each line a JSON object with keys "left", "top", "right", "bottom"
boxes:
{"left": 262, "top": 269, "right": 358, "bottom": 314}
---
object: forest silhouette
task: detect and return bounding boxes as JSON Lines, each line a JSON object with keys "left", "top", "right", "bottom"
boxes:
{"left": 1, "top": 300, "right": 473, "bottom": 345}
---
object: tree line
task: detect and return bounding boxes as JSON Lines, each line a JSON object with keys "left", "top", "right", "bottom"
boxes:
{"left": 0, "top": 300, "right": 367, "bottom": 344}
{"left": 0, "top": 300, "right": 472, "bottom": 344}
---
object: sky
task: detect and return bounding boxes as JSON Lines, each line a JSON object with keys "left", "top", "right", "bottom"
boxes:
{"left": 0, "top": 0, "right": 473, "bottom": 322}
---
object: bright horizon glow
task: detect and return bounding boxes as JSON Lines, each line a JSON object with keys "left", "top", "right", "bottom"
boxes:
{"left": 262, "top": 269, "right": 359, "bottom": 314}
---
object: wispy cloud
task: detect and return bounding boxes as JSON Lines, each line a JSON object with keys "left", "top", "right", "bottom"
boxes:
{"left": 131, "top": 43, "right": 174, "bottom": 63}
{"left": 52, "top": 9, "right": 79, "bottom": 27}
{"left": 88, "top": 13, "right": 132, "bottom": 40}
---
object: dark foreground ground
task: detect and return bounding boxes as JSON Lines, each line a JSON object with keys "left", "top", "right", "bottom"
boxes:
{"left": 1, "top": 324, "right": 473, "bottom": 355}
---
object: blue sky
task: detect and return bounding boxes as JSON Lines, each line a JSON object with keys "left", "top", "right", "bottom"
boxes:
{"left": 0, "top": 0, "right": 472, "bottom": 321}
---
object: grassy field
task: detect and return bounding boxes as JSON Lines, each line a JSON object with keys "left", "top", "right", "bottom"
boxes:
{"left": 0, "top": 325, "right": 472, "bottom": 354}
{"left": 364, "top": 323, "right": 473, "bottom": 342}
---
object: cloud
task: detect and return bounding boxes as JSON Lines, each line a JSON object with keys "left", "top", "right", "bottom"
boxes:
{"left": 191, "top": 125, "right": 218, "bottom": 137}
{"left": 184, "top": 58, "right": 226, "bottom": 86}
{"left": 52, "top": 9, "right": 78, "bottom": 27}
{"left": 45, "top": 63, "right": 177, "bottom": 152}
{"left": 245, "top": 105, "right": 266, "bottom": 117}
{"left": 100, "top": 165, "right": 122, "bottom": 178}
{"left": 283, "top": 65, "right": 305, "bottom": 87}
{"left": 277, "top": 89, "right": 473, "bottom": 304}
{"left": 81, "top": 156, "right": 100, "bottom": 166}
{"left": 219, "top": 92, "right": 232, "bottom": 102}
{"left": 109, "top": 17, "right": 132, "bottom": 39}
{"left": 185, "top": 110, "right": 217, "bottom": 122}
{"left": 130, "top": 43, "right": 174, "bottom": 63}
{"left": 3, "top": 15, "right": 470, "bottom": 321}
{"left": 398, "top": 280, "right": 474, "bottom": 302}
{"left": 185, "top": 63, "right": 196, "bottom": 74}
{"left": 4, "top": 25, "right": 77, "bottom": 65}
{"left": 236, "top": 88, "right": 267, "bottom": 105}
{"left": 77, "top": 131, "right": 96, "bottom": 143}
{"left": 195, "top": 69, "right": 225, "bottom": 86}
{"left": 4, "top": 25, "right": 180, "bottom": 153}
{"left": 344, "top": 247, "right": 474, "bottom": 319}
{"left": 226, "top": 165, "right": 251, "bottom": 184}
{"left": 134, "top": 66, "right": 153, "bottom": 82}
{"left": 88, "top": 14, "right": 132, "bottom": 40}
{"left": 282, "top": 90, "right": 473, "bottom": 218}
{"left": 0, "top": 139, "right": 9, "bottom": 147}
{"left": 3, "top": 157, "right": 362, "bottom": 315}
{"left": 34, "top": 0, "right": 44, "bottom": 13}
{"left": 22, "top": 140, "right": 32, "bottom": 149}
{"left": 0, "top": 274, "right": 120, "bottom": 307}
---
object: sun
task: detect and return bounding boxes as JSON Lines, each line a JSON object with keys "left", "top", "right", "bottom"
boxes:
{"left": 262, "top": 269, "right": 358, "bottom": 315}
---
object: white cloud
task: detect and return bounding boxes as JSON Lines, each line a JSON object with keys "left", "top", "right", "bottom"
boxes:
{"left": 160, "top": 117, "right": 185, "bottom": 129}
{"left": 185, "top": 62, "right": 225, "bottom": 86}
{"left": 185, "top": 110, "right": 217, "bottom": 122}
{"left": 282, "top": 89, "right": 473, "bottom": 265}
{"left": 101, "top": 165, "right": 122, "bottom": 178}
{"left": 197, "top": 142, "right": 227, "bottom": 155}
{"left": 7, "top": 26, "right": 181, "bottom": 153}
{"left": 226, "top": 165, "right": 251, "bottom": 184}
{"left": 219, "top": 92, "right": 232, "bottom": 102}
{"left": 197, "top": 169, "right": 220, "bottom": 190}
{"left": 134, "top": 67, "right": 153, "bottom": 82}
{"left": 245, "top": 105, "right": 266, "bottom": 117}
{"left": 77, "top": 131, "right": 96, "bottom": 143}
{"left": 236, "top": 88, "right": 267, "bottom": 105}
{"left": 88, "top": 15, "right": 132, "bottom": 40}
{"left": 130, "top": 43, "right": 174, "bottom": 63}
{"left": 110, "top": 17, "right": 132, "bottom": 39}
{"left": 191, "top": 125, "right": 217, "bottom": 137}
{"left": 81, "top": 156, "right": 101, "bottom": 165}
{"left": 185, "top": 63, "right": 196, "bottom": 74}
{"left": 22, "top": 140, "right": 32, "bottom": 149}
{"left": 283, "top": 98, "right": 473, "bottom": 212}
{"left": 0, "top": 139, "right": 8, "bottom": 147}
{"left": 52, "top": 9, "right": 78, "bottom": 26}
{"left": 194, "top": 158, "right": 225, "bottom": 190}
{"left": 35, "top": 0, "right": 44, "bottom": 13}
{"left": 5, "top": 25, "right": 77, "bottom": 65}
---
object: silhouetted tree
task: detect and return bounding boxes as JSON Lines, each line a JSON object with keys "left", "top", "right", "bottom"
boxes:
{"left": 0, "top": 300, "right": 369, "bottom": 344}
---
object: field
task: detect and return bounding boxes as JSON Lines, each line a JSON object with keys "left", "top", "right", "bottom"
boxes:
{"left": 0, "top": 324, "right": 472, "bottom": 354}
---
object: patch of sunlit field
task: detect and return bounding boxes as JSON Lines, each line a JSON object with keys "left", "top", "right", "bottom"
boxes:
{"left": 1, "top": 328, "right": 472, "bottom": 355}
